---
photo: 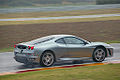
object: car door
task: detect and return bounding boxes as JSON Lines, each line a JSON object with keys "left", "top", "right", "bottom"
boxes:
{"left": 63, "top": 37, "right": 92, "bottom": 58}
{"left": 55, "top": 38, "right": 70, "bottom": 58}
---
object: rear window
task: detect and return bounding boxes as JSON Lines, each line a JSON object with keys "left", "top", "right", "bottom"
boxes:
{"left": 26, "top": 36, "right": 54, "bottom": 45}
{"left": 55, "top": 38, "right": 65, "bottom": 44}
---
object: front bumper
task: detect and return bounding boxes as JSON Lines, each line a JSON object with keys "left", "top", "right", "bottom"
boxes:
{"left": 106, "top": 48, "right": 113, "bottom": 57}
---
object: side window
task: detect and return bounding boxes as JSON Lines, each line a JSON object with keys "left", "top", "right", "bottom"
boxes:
{"left": 55, "top": 38, "right": 65, "bottom": 44}
{"left": 64, "top": 37, "right": 84, "bottom": 44}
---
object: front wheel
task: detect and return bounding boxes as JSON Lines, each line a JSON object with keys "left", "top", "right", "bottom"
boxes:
{"left": 40, "top": 51, "right": 55, "bottom": 67}
{"left": 92, "top": 48, "right": 106, "bottom": 62}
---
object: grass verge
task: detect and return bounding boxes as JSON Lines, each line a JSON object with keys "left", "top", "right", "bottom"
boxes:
{"left": 0, "top": 16, "right": 120, "bottom": 25}
{"left": 0, "top": 64, "right": 120, "bottom": 80}
{"left": 0, "top": 8, "right": 120, "bottom": 19}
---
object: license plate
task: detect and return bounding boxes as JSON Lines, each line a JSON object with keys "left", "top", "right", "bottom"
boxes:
{"left": 17, "top": 49, "right": 23, "bottom": 53}
{"left": 16, "top": 53, "right": 26, "bottom": 57}
{"left": 20, "top": 50, "right": 23, "bottom": 53}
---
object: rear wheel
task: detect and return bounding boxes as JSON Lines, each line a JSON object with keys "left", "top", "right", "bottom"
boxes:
{"left": 40, "top": 51, "right": 55, "bottom": 67}
{"left": 92, "top": 48, "right": 106, "bottom": 62}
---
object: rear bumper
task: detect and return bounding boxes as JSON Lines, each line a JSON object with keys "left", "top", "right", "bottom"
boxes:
{"left": 14, "top": 55, "right": 39, "bottom": 64}
{"left": 14, "top": 56, "right": 28, "bottom": 63}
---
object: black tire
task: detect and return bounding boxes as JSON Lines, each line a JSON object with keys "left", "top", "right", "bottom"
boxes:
{"left": 40, "top": 51, "right": 55, "bottom": 67}
{"left": 92, "top": 47, "right": 106, "bottom": 62}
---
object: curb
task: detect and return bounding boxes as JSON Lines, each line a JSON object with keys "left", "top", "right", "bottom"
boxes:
{"left": 16, "top": 63, "right": 104, "bottom": 73}
{"left": 0, "top": 63, "right": 104, "bottom": 76}
{"left": 0, "top": 60, "right": 120, "bottom": 76}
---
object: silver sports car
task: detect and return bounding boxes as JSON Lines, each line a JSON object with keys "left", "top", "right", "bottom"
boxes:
{"left": 14, "top": 34, "right": 113, "bottom": 67}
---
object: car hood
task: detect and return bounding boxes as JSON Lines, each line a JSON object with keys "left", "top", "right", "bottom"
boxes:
{"left": 90, "top": 42, "right": 111, "bottom": 47}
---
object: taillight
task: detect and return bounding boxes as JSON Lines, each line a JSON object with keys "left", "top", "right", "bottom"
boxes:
{"left": 28, "top": 46, "right": 34, "bottom": 50}
{"left": 31, "top": 46, "right": 34, "bottom": 50}
{"left": 28, "top": 46, "right": 31, "bottom": 49}
{"left": 14, "top": 45, "right": 16, "bottom": 48}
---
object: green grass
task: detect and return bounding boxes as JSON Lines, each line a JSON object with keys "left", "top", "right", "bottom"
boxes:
{"left": 0, "top": 1, "right": 96, "bottom": 8}
{"left": 106, "top": 40, "right": 120, "bottom": 44}
{"left": 0, "top": 8, "right": 120, "bottom": 19}
{"left": 0, "top": 16, "right": 120, "bottom": 26}
{"left": 0, "top": 64, "right": 120, "bottom": 80}
{"left": 0, "top": 47, "right": 13, "bottom": 53}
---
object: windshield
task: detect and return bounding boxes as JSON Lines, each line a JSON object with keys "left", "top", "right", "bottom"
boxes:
{"left": 25, "top": 36, "right": 54, "bottom": 45}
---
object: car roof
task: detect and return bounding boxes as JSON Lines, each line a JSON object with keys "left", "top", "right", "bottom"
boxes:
{"left": 25, "top": 34, "right": 74, "bottom": 45}
{"left": 50, "top": 34, "right": 75, "bottom": 38}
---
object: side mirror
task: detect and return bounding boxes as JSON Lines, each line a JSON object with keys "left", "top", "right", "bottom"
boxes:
{"left": 84, "top": 42, "right": 88, "bottom": 45}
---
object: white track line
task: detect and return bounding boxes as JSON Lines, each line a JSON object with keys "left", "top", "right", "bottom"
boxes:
{"left": 0, "top": 13, "right": 120, "bottom": 21}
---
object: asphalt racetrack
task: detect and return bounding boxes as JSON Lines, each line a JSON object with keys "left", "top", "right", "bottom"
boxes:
{"left": 0, "top": 43, "right": 120, "bottom": 73}
{"left": 0, "top": 4, "right": 120, "bottom": 14}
